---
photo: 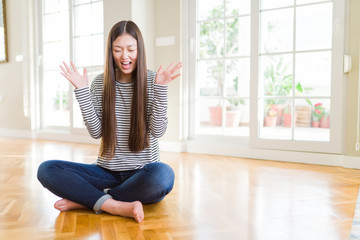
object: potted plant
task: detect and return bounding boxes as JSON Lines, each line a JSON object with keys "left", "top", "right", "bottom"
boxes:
{"left": 311, "top": 102, "right": 325, "bottom": 128}
{"left": 209, "top": 98, "right": 245, "bottom": 127}
{"left": 226, "top": 98, "right": 245, "bottom": 127}
{"left": 264, "top": 107, "right": 277, "bottom": 127}
{"left": 282, "top": 105, "right": 293, "bottom": 127}
{"left": 263, "top": 57, "right": 293, "bottom": 125}
{"left": 320, "top": 109, "right": 330, "bottom": 128}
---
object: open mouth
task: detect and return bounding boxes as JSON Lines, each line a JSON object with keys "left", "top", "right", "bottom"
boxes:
{"left": 121, "top": 61, "right": 132, "bottom": 70}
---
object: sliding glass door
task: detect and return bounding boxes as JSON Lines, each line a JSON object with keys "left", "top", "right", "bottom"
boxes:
{"left": 189, "top": 0, "right": 345, "bottom": 154}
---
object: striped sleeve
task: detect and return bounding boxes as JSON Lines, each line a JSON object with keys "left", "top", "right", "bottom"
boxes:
{"left": 74, "top": 86, "right": 102, "bottom": 139}
{"left": 149, "top": 83, "right": 168, "bottom": 138}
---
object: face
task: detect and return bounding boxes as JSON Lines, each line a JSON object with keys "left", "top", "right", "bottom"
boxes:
{"left": 112, "top": 33, "right": 138, "bottom": 79}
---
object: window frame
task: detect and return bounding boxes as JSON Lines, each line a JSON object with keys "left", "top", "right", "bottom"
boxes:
{"left": 187, "top": 0, "right": 345, "bottom": 154}
{"left": 39, "top": 0, "right": 104, "bottom": 134}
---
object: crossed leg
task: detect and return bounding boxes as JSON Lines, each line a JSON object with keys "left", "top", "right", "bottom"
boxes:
{"left": 54, "top": 198, "right": 144, "bottom": 223}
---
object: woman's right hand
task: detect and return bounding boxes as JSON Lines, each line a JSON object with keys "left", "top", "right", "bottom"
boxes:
{"left": 60, "top": 61, "right": 88, "bottom": 89}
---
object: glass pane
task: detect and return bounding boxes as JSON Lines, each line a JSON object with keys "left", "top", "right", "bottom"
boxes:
{"left": 226, "top": 17, "right": 250, "bottom": 56}
{"left": 44, "top": 0, "right": 68, "bottom": 14}
{"left": 295, "top": 51, "right": 331, "bottom": 97}
{"left": 296, "top": 3, "right": 332, "bottom": 51}
{"left": 260, "top": 99, "right": 292, "bottom": 139}
{"left": 74, "top": 5, "right": 91, "bottom": 36}
{"left": 74, "top": 36, "right": 91, "bottom": 67}
{"left": 294, "top": 99, "right": 330, "bottom": 141}
{"left": 197, "top": 99, "right": 223, "bottom": 135}
{"left": 91, "top": 2, "right": 104, "bottom": 35}
{"left": 225, "top": 58, "right": 249, "bottom": 97}
{"left": 199, "top": 20, "right": 224, "bottom": 58}
{"left": 198, "top": 0, "right": 224, "bottom": 21}
{"left": 91, "top": 34, "right": 104, "bottom": 66}
{"left": 74, "top": 34, "right": 104, "bottom": 67}
{"left": 225, "top": 99, "right": 249, "bottom": 136}
{"left": 260, "top": 8, "right": 293, "bottom": 53}
{"left": 260, "top": 54, "right": 293, "bottom": 98}
{"left": 43, "top": 12, "right": 69, "bottom": 42}
{"left": 74, "top": 2, "right": 103, "bottom": 36}
{"left": 43, "top": 41, "right": 69, "bottom": 70}
{"left": 43, "top": 71, "right": 70, "bottom": 127}
{"left": 260, "top": 0, "right": 294, "bottom": 10}
{"left": 226, "top": 0, "right": 250, "bottom": 16}
{"left": 198, "top": 60, "right": 224, "bottom": 97}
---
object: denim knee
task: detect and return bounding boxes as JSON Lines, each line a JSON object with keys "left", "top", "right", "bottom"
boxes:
{"left": 159, "top": 163, "right": 175, "bottom": 194}
{"left": 37, "top": 160, "right": 53, "bottom": 186}
{"left": 143, "top": 162, "right": 175, "bottom": 203}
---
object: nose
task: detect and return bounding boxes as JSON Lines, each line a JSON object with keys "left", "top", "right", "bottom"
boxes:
{"left": 121, "top": 50, "right": 130, "bottom": 59}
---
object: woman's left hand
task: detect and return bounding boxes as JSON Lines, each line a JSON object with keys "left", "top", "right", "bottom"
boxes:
{"left": 155, "top": 61, "right": 182, "bottom": 85}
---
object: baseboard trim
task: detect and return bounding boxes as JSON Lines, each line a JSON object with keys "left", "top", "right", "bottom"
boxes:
{"left": 344, "top": 156, "right": 360, "bottom": 169}
{"left": 185, "top": 139, "right": 344, "bottom": 167}
{"left": 0, "top": 128, "right": 34, "bottom": 139}
{"left": 0, "top": 128, "right": 99, "bottom": 145}
{"left": 159, "top": 140, "right": 186, "bottom": 152}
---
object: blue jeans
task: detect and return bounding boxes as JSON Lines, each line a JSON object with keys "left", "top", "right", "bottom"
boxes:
{"left": 37, "top": 160, "right": 175, "bottom": 213}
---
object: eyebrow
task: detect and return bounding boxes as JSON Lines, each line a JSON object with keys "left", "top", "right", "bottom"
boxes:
{"left": 113, "top": 44, "right": 137, "bottom": 48}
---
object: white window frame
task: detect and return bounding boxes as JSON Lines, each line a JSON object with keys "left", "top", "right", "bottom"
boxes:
{"left": 38, "top": 0, "right": 104, "bottom": 136}
{"left": 186, "top": 0, "right": 346, "bottom": 154}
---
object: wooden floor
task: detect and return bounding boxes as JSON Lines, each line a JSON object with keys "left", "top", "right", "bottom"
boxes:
{"left": 0, "top": 137, "right": 359, "bottom": 240}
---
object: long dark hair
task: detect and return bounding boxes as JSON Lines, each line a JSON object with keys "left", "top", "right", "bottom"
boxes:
{"left": 100, "top": 20, "right": 149, "bottom": 159}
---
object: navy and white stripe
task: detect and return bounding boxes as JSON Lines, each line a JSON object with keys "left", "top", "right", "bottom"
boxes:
{"left": 74, "top": 70, "right": 168, "bottom": 171}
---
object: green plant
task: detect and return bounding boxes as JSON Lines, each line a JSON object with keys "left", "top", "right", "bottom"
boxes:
{"left": 54, "top": 90, "right": 69, "bottom": 111}
{"left": 264, "top": 57, "right": 293, "bottom": 105}
{"left": 199, "top": 4, "right": 241, "bottom": 97}
{"left": 312, "top": 102, "right": 325, "bottom": 121}
{"left": 227, "top": 98, "right": 245, "bottom": 110}
{"left": 226, "top": 76, "right": 245, "bottom": 109}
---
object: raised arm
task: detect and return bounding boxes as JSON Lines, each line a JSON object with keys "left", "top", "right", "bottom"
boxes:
{"left": 60, "top": 61, "right": 89, "bottom": 89}
{"left": 60, "top": 61, "right": 102, "bottom": 139}
{"left": 149, "top": 62, "right": 182, "bottom": 138}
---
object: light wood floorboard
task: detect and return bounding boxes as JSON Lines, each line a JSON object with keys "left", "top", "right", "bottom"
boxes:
{"left": 0, "top": 137, "right": 359, "bottom": 239}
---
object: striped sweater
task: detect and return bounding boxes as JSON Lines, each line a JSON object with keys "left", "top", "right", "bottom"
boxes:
{"left": 74, "top": 70, "right": 168, "bottom": 171}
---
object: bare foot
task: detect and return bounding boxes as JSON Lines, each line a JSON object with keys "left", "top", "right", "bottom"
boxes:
{"left": 54, "top": 199, "right": 86, "bottom": 211}
{"left": 101, "top": 199, "right": 144, "bottom": 223}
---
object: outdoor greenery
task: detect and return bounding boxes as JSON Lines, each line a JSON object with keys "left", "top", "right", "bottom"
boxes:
{"left": 199, "top": 4, "right": 244, "bottom": 110}
{"left": 263, "top": 56, "right": 293, "bottom": 105}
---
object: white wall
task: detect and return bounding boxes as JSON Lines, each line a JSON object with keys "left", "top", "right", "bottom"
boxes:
{"left": 132, "top": 0, "right": 155, "bottom": 70}
{"left": 0, "top": 0, "right": 33, "bottom": 131}
{"left": 154, "top": 0, "right": 182, "bottom": 141}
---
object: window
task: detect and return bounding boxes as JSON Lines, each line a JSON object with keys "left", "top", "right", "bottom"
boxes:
{"left": 41, "top": 0, "right": 103, "bottom": 130}
{"left": 195, "top": 0, "right": 251, "bottom": 136}
{"left": 258, "top": 0, "right": 333, "bottom": 142}
{"left": 189, "top": 0, "right": 345, "bottom": 153}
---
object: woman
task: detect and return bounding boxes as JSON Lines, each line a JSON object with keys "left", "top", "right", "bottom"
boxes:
{"left": 37, "top": 20, "right": 182, "bottom": 223}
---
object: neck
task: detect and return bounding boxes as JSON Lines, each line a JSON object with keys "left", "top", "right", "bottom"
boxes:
{"left": 116, "top": 71, "right": 132, "bottom": 83}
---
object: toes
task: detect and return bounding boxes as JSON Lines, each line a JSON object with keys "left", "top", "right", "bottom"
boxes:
{"left": 135, "top": 214, "right": 143, "bottom": 223}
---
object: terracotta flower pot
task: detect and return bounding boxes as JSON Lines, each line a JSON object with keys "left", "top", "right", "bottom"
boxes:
{"left": 320, "top": 116, "right": 330, "bottom": 128}
{"left": 312, "top": 121, "right": 320, "bottom": 128}
{"left": 226, "top": 110, "right": 241, "bottom": 127}
{"left": 264, "top": 116, "right": 277, "bottom": 127}
{"left": 283, "top": 113, "right": 292, "bottom": 127}
{"left": 209, "top": 106, "right": 222, "bottom": 126}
